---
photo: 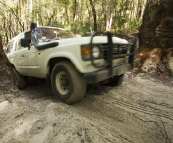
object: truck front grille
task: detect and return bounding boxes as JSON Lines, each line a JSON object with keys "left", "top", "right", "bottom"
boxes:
{"left": 102, "top": 44, "right": 128, "bottom": 60}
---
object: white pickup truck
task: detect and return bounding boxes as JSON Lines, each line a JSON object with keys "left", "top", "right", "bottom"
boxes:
{"left": 6, "top": 23, "right": 135, "bottom": 104}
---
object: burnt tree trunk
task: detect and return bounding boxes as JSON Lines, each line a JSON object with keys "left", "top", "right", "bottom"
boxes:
{"left": 0, "top": 35, "right": 18, "bottom": 95}
{"left": 138, "top": 0, "right": 173, "bottom": 75}
{"left": 139, "top": 0, "right": 173, "bottom": 49}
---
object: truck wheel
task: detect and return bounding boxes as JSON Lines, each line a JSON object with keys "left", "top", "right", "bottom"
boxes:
{"left": 104, "top": 74, "right": 124, "bottom": 87}
{"left": 13, "top": 68, "right": 26, "bottom": 90}
{"left": 51, "top": 61, "right": 86, "bottom": 104}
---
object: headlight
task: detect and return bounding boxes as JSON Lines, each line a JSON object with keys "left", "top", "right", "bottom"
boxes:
{"left": 92, "top": 46, "right": 100, "bottom": 58}
{"left": 81, "top": 45, "right": 101, "bottom": 60}
{"left": 81, "top": 45, "right": 91, "bottom": 60}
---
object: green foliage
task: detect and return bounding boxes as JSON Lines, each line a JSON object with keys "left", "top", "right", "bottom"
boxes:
{"left": 70, "top": 21, "right": 93, "bottom": 36}
{"left": 0, "top": 0, "right": 146, "bottom": 43}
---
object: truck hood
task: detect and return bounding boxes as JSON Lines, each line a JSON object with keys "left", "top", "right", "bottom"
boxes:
{"left": 53, "top": 36, "right": 128, "bottom": 46}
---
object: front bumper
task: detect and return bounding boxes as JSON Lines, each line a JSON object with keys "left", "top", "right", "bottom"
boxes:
{"left": 83, "top": 63, "right": 132, "bottom": 84}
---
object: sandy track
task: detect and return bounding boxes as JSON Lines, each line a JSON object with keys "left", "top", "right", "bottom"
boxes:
{"left": 0, "top": 74, "right": 173, "bottom": 143}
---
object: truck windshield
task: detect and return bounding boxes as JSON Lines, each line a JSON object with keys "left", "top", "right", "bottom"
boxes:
{"left": 35, "top": 27, "right": 74, "bottom": 43}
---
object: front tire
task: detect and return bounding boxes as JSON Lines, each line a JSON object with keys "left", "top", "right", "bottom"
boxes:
{"left": 51, "top": 61, "right": 86, "bottom": 104}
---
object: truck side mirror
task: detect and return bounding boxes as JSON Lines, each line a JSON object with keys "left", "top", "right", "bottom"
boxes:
{"left": 30, "top": 22, "right": 37, "bottom": 29}
{"left": 21, "top": 38, "right": 31, "bottom": 50}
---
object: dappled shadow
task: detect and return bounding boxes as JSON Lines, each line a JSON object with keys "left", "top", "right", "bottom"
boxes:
{"left": 20, "top": 78, "right": 54, "bottom": 100}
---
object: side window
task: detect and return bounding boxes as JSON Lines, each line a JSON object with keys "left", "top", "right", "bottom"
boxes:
{"left": 13, "top": 40, "right": 18, "bottom": 51}
{"left": 6, "top": 43, "right": 10, "bottom": 53}
{"left": 6, "top": 41, "right": 14, "bottom": 53}
{"left": 16, "top": 35, "right": 25, "bottom": 51}
{"left": 16, "top": 38, "right": 22, "bottom": 51}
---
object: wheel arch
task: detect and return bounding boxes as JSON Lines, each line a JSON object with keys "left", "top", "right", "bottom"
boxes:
{"left": 48, "top": 57, "right": 79, "bottom": 76}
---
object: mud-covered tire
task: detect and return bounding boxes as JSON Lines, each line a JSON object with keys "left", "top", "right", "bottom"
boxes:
{"left": 51, "top": 61, "right": 86, "bottom": 104}
{"left": 13, "top": 68, "right": 26, "bottom": 90}
{"left": 103, "top": 74, "right": 124, "bottom": 87}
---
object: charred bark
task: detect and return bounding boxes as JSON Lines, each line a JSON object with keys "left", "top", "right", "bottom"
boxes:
{"left": 139, "top": 0, "right": 173, "bottom": 49}
{"left": 0, "top": 35, "right": 18, "bottom": 95}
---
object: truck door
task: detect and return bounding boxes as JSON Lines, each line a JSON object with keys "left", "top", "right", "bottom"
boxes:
{"left": 12, "top": 34, "right": 39, "bottom": 76}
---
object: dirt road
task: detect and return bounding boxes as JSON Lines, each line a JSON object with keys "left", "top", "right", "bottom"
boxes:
{"left": 0, "top": 74, "right": 173, "bottom": 143}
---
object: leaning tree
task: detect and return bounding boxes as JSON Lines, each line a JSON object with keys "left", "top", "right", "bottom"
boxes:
{"left": 0, "top": 35, "right": 18, "bottom": 95}
{"left": 138, "top": 0, "right": 173, "bottom": 74}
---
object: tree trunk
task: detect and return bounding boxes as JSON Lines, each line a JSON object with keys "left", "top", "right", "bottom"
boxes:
{"left": 0, "top": 35, "right": 18, "bottom": 95}
{"left": 89, "top": 0, "right": 97, "bottom": 31}
{"left": 138, "top": 0, "right": 173, "bottom": 74}
{"left": 139, "top": 0, "right": 173, "bottom": 49}
{"left": 73, "top": 0, "right": 77, "bottom": 21}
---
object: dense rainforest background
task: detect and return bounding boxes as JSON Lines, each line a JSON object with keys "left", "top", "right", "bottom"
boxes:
{"left": 0, "top": 0, "right": 146, "bottom": 46}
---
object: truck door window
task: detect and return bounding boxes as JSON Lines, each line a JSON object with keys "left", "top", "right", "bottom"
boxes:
{"left": 6, "top": 41, "right": 14, "bottom": 53}
{"left": 16, "top": 35, "right": 26, "bottom": 51}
